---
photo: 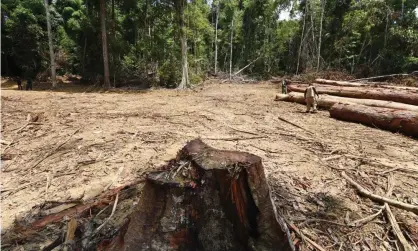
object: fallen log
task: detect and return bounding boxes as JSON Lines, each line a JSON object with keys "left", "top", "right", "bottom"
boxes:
{"left": 287, "top": 84, "right": 418, "bottom": 105}
{"left": 314, "top": 78, "right": 418, "bottom": 91}
{"left": 101, "top": 139, "right": 295, "bottom": 251}
{"left": 330, "top": 103, "right": 418, "bottom": 138}
{"left": 275, "top": 92, "right": 418, "bottom": 112}
{"left": 315, "top": 78, "right": 365, "bottom": 87}
{"left": 349, "top": 73, "right": 412, "bottom": 82}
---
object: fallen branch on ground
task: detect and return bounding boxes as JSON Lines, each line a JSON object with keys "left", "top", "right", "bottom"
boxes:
{"left": 385, "top": 203, "right": 413, "bottom": 251}
{"left": 384, "top": 174, "right": 414, "bottom": 251}
{"left": 27, "top": 128, "right": 80, "bottom": 171}
{"left": 95, "top": 193, "right": 119, "bottom": 233}
{"left": 345, "top": 155, "right": 418, "bottom": 174}
{"left": 286, "top": 220, "right": 327, "bottom": 251}
{"left": 2, "top": 181, "right": 144, "bottom": 245}
{"left": 277, "top": 117, "right": 314, "bottom": 135}
{"left": 341, "top": 172, "right": 418, "bottom": 214}
{"left": 15, "top": 122, "right": 43, "bottom": 134}
{"left": 348, "top": 207, "right": 384, "bottom": 227}
{"left": 203, "top": 136, "right": 267, "bottom": 141}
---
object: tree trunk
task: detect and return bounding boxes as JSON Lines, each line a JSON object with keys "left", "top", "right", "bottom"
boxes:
{"left": 287, "top": 84, "right": 418, "bottom": 106}
{"left": 214, "top": 3, "right": 219, "bottom": 75}
{"left": 176, "top": 0, "right": 189, "bottom": 89}
{"left": 229, "top": 17, "right": 234, "bottom": 80}
{"left": 275, "top": 92, "right": 418, "bottom": 112}
{"left": 329, "top": 103, "right": 418, "bottom": 138}
{"left": 316, "top": 0, "right": 325, "bottom": 72}
{"left": 100, "top": 0, "right": 111, "bottom": 89}
{"left": 43, "top": 0, "right": 57, "bottom": 88}
{"left": 314, "top": 79, "right": 418, "bottom": 91}
{"left": 101, "top": 139, "right": 295, "bottom": 251}
{"left": 296, "top": 2, "right": 307, "bottom": 75}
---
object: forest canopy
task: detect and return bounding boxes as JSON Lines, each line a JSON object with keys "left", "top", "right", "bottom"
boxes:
{"left": 1, "top": 0, "right": 418, "bottom": 87}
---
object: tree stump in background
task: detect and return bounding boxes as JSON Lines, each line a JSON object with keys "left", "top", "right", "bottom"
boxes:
{"left": 100, "top": 139, "right": 294, "bottom": 251}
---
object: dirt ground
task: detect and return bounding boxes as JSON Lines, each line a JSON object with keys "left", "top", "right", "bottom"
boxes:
{"left": 1, "top": 79, "right": 418, "bottom": 250}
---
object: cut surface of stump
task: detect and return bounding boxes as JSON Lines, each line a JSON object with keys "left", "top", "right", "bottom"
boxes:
{"left": 101, "top": 138, "right": 295, "bottom": 251}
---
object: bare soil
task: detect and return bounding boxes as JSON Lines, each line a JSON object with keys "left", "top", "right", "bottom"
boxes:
{"left": 1, "top": 79, "right": 418, "bottom": 250}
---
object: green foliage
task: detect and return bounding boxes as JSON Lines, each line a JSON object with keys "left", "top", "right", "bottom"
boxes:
{"left": 1, "top": 0, "right": 417, "bottom": 83}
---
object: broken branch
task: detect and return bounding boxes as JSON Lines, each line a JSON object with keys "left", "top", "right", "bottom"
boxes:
{"left": 341, "top": 172, "right": 418, "bottom": 214}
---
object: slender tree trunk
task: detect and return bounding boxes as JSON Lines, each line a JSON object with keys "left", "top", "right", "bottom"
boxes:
{"left": 296, "top": 2, "right": 307, "bottom": 75}
{"left": 82, "top": 36, "right": 87, "bottom": 76}
{"left": 214, "top": 3, "right": 219, "bottom": 74}
{"left": 176, "top": 0, "right": 189, "bottom": 89}
{"left": 43, "top": 0, "right": 57, "bottom": 88}
{"left": 229, "top": 17, "right": 234, "bottom": 80}
{"left": 316, "top": 0, "right": 325, "bottom": 71}
{"left": 100, "top": 0, "right": 111, "bottom": 88}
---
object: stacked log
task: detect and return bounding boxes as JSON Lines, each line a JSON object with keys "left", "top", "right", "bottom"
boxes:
{"left": 314, "top": 78, "right": 418, "bottom": 91}
{"left": 275, "top": 92, "right": 418, "bottom": 112}
{"left": 287, "top": 84, "right": 418, "bottom": 106}
{"left": 329, "top": 103, "right": 418, "bottom": 138}
{"left": 275, "top": 78, "right": 418, "bottom": 137}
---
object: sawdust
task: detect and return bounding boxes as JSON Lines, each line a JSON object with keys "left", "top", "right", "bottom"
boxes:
{"left": 1, "top": 79, "right": 418, "bottom": 250}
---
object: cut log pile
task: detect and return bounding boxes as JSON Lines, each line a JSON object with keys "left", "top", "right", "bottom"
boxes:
{"left": 275, "top": 78, "right": 418, "bottom": 138}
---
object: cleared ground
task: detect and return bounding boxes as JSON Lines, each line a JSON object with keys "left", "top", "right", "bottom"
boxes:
{"left": 1, "top": 80, "right": 418, "bottom": 250}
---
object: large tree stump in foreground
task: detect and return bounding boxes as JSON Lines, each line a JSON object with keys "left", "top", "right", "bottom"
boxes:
{"left": 101, "top": 139, "right": 295, "bottom": 251}
{"left": 329, "top": 103, "right": 418, "bottom": 138}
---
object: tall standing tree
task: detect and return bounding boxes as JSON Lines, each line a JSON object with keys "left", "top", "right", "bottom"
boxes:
{"left": 214, "top": 2, "right": 219, "bottom": 75}
{"left": 175, "top": 0, "right": 190, "bottom": 89}
{"left": 100, "top": 0, "right": 111, "bottom": 88}
{"left": 317, "top": 0, "right": 325, "bottom": 71}
{"left": 43, "top": 0, "right": 57, "bottom": 88}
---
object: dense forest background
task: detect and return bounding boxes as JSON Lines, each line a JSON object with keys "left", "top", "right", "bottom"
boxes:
{"left": 1, "top": 0, "right": 418, "bottom": 88}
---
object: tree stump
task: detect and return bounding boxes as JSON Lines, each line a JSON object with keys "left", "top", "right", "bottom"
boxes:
{"left": 100, "top": 139, "right": 294, "bottom": 251}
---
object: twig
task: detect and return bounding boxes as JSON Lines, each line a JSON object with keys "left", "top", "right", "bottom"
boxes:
{"left": 45, "top": 173, "right": 51, "bottom": 201}
{"left": 298, "top": 218, "right": 348, "bottom": 227}
{"left": 95, "top": 192, "right": 119, "bottom": 233}
{"left": 322, "top": 155, "right": 342, "bottom": 161}
{"left": 347, "top": 207, "right": 384, "bottom": 227}
{"left": 14, "top": 122, "right": 43, "bottom": 134}
{"left": 103, "top": 165, "right": 125, "bottom": 192}
{"left": 345, "top": 155, "right": 418, "bottom": 174}
{"left": 341, "top": 172, "right": 418, "bottom": 214}
{"left": 225, "top": 125, "right": 259, "bottom": 136}
{"left": 27, "top": 128, "right": 80, "bottom": 171}
{"left": 204, "top": 136, "right": 267, "bottom": 141}
{"left": 172, "top": 161, "right": 189, "bottom": 178}
{"left": 384, "top": 174, "right": 413, "bottom": 251}
{"left": 2, "top": 172, "right": 76, "bottom": 196}
{"left": 63, "top": 218, "right": 78, "bottom": 251}
{"left": 286, "top": 220, "right": 327, "bottom": 251}
{"left": 277, "top": 117, "right": 314, "bottom": 135}
{"left": 385, "top": 204, "right": 413, "bottom": 251}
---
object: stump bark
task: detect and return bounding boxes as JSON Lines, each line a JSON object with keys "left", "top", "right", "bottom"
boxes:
{"left": 329, "top": 103, "right": 418, "bottom": 138}
{"left": 101, "top": 139, "right": 295, "bottom": 251}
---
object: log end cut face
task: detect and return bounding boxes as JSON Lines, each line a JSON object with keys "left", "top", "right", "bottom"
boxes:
{"left": 101, "top": 139, "right": 295, "bottom": 251}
